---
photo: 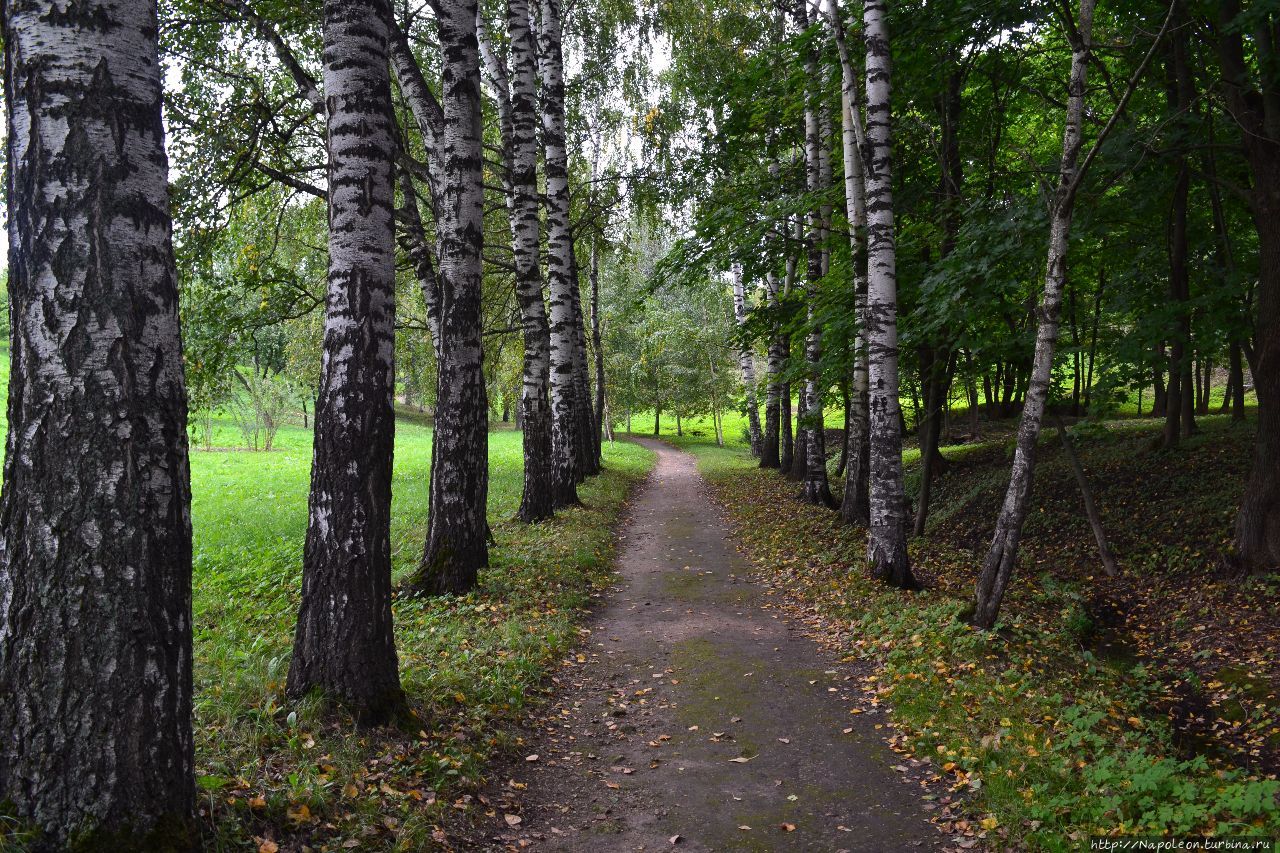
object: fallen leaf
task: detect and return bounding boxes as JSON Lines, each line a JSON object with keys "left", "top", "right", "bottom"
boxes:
{"left": 256, "top": 840, "right": 278, "bottom": 853}
{"left": 505, "top": 814, "right": 523, "bottom": 827}
{"left": 779, "top": 823, "right": 796, "bottom": 832}
{"left": 729, "top": 756, "right": 754, "bottom": 763}
{"left": 525, "top": 754, "right": 540, "bottom": 762}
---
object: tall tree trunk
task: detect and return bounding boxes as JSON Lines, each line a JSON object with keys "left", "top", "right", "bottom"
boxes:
{"left": 760, "top": 266, "right": 784, "bottom": 468}
{"left": 0, "top": 0, "right": 195, "bottom": 843}
{"left": 799, "top": 24, "right": 834, "bottom": 506}
{"left": 825, "top": 0, "right": 872, "bottom": 526}
{"left": 972, "top": 0, "right": 1095, "bottom": 629}
{"left": 289, "top": 0, "right": 404, "bottom": 720}
{"left": 732, "top": 264, "right": 764, "bottom": 457}
{"left": 863, "top": 0, "right": 915, "bottom": 587}
{"left": 414, "top": 0, "right": 491, "bottom": 593}
{"left": 591, "top": 241, "right": 607, "bottom": 464}
{"left": 479, "top": 0, "right": 555, "bottom": 521}
{"left": 569, "top": 245, "right": 599, "bottom": 477}
{"left": 540, "top": 0, "right": 582, "bottom": 503}
{"left": 1163, "top": 28, "right": 1195, "bottom": 447}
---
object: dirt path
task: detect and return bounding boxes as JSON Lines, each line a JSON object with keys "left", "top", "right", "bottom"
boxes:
{"left": 465, "top": 440, "right": 940, "bottom": 851}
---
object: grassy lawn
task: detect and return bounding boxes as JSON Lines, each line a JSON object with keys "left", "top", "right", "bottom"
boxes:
{"left": 0, "top": 351, "right": 657, "bottom": 850}
{"left": 191, "top": 422, "right": 653, "bottom": 851}
{"left": 664, "top": 414, "right": 1280, "bottom": 849}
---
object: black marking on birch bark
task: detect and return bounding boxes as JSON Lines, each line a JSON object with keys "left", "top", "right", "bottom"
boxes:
{"left": 0, "top": 0, "right": 195, "bottom": 845}
{"left": 862, "top": 0, "right": 915, "bottom": 588}
{"left": 287, "top": 0, "right": 405, "bottom": 723}
{"left": 538, "top": 0, "right": 584, "bottom": 506}
{"left": 412, "top": 0, "right": 492, "bottom": 593}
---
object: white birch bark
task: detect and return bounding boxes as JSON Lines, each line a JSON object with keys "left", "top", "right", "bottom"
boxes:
{"left": 288, "top": 0, "right": 404, "bottom": 718}
{"left": 414, "top": 0, "right": 492, "bottom": 593}
{"left": 863, "top": 0, "right": 916, "bottom": 587}
{"left": 538, "top": 0, "right": 584, "bottom": 505}
{"left": 732, "top": 264, "right": 764, "bottom": 456}
{"left": 480, "top": 0, "right": 556, "bottom": 521}
{"left": 0, "top": 0, "right": 194, "bottom": 841}
{"left": 824, "top": 0, "right": 872, "bottom": 525}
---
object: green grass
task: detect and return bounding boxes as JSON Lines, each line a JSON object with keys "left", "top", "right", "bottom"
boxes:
{"left": 0, "top": 349, "right": 657, "bottom": 850}
{"left": 190, "top": 423, "right": 652, "bottom": 851}
{"left": 668, "top": 415, "right": 1280, "bottom": 849}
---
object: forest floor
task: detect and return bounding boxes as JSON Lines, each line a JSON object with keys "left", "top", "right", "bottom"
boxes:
{"left": 457, "top": 439, "right": 945, "bottom": 852}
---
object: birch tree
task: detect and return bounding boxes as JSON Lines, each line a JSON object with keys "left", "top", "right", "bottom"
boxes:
{"left": 732, "top": 264, "right": 764, "bottom": 456}
{"left": 863, "top": 0, "right": 915, "bottom": 587}
{"left": 412, "top": 0, "right": 492, "bottom": 593}
{"left": 800, "top": 28, "right": 835, "bottom": 507}
{"left": 824, "top": 0, "right": 872, "bottom": 525}
{"left": 0, "top": 0, "right": 195, "bottom": 842}
{"left": 540, "top": 0, "right": 585, "bottom": 505}
{"left": 287, "top": 0, "right": 404, "bottom": 718}
{"left": 480, "top": 0, "right": 557, "bottom": 522}
{"left": 971, "top": 0, "right": 1173, "bottom": 628}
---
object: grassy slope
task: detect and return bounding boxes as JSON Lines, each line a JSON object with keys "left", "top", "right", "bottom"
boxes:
{"left": 0, "top": 351, "right": 656, "bottom": 851}
{"left": 651, "top": 413, "right": 1280, "bottom": 849}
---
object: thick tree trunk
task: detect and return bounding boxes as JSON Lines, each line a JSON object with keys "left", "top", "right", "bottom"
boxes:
{"left": 1236, "top": 198, "right": 1280, "bottom": 569}
{"left": 414, "top": 0, "right": 491, "bottom": 594}
{"left": 732, "top": 264, "right": 764, "bottom": 457}
{"left": 780, "top": 381, "right": 794, "bottom": 471}
{"left": 1215, "top": 0, "right": 1280, "bottom": 570}
{"left": 972, "top": 0, "right": 1095, "bottom": 629}
{"left": 289, "top": 0, "right": 404, "bottom": 719}
{"left": 480, "top": 0, "right": 556, "bottom": 521}
{"left": 539, "top": 0, "right": 582, "bottom": 504}
{"left": 0, "top": 0, "right": 195, "bottom": 843}
{"left": 863, "top": 0, "right": 915, "bottom": 587}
